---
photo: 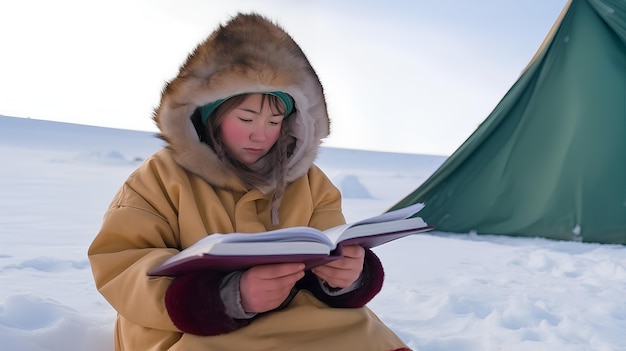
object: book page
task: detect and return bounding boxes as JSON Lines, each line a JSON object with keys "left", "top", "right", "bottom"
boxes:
{"left": 353, "top": 202, "right": 424, "bottom": 226}
{"left": 207, "top": 241, "right": 331, "bottom": 256}
{"left": 208, "top": 227, "right": 332, "bottom": 245}
{"left": 321, "top": 203, "right": 425, "bottom": 245}
{"left": 163, "top": 226, "right": 334, "bottom": 264}
{"left": 152, "top": 203, "right": 426, "bottom": 273}
{"left": 177, "top": 203, "right": 423, "bottom": 259}
{"left": 323, "top": 216, "right": 428, "bottom": 246}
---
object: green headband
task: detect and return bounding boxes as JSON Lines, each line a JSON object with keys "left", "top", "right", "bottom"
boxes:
{"left": 199, "top": 91, "right": 294, "bottom": 125}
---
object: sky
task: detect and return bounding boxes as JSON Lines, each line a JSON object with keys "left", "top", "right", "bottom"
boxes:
{"left": 0, "top": 0, "right": 569, "bottom": 156}
{"left": 2, "top": 115, "right": 625, "bottom": 351}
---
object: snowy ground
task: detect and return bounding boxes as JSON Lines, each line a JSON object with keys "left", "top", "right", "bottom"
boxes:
{"left": 1, "top": 115, "right": 625, "bottom": 351}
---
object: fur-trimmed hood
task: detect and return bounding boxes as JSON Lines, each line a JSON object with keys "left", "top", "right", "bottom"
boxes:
{"left": 153, "top": 13, "right": 330, "bottom": 193}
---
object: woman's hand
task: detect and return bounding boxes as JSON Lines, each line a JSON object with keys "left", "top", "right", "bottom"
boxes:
{"left": 240, "top": 262, "right": 305, "bottom": 313}
{"left": 312, "top": 245, "right": 365, "bottom": 288}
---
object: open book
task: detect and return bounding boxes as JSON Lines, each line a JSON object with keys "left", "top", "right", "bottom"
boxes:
{"left": 148, "top": 203, "right": 432, "bottom": 276}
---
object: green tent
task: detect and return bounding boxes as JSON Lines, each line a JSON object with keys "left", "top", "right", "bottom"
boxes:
{"left": 390, "top": 0, "right": 626, "bottom": 244}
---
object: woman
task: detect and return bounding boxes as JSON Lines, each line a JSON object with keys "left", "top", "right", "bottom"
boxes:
{"left": 88, "top": 13, "right": 411, "bottom": 351}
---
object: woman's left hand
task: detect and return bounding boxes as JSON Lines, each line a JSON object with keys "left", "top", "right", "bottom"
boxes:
{"left": 311, "top": 245, "right": 365, "bottom": 288}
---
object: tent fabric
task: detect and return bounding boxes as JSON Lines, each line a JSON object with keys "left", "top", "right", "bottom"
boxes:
{"left": 390, "top": 0, "right": 626, "bottom": 244}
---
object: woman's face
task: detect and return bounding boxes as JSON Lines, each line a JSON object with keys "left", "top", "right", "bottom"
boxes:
{"left": 219, "top": 94, "right": 284, "bottom": 165}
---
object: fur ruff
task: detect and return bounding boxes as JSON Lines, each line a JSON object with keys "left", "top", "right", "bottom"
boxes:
{"left": 152, "top": 13, "right": 330, "bottom": 210}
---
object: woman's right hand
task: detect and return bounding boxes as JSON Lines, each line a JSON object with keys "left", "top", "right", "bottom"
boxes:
{"left": 240, "top": 262, "right": 305, "bottom": 313}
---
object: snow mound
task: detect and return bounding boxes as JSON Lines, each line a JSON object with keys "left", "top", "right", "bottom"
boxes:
{"left": 73, "top": 150, "right": 138, "bottom": 165}
{"left": 335, "top": 174, "right": 373, "bottom": 199}
{"left": 0, "top": 294, "right": 114, "bottom": 351}
{"left": 5, "top": 257, "right": 89, "bottom": 273}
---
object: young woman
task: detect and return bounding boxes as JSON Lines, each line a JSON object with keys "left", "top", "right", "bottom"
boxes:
{"left": 88, "top": 13, "right": 411, "bottom": 351}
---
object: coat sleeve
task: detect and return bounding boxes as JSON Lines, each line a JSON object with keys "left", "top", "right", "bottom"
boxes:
{"left": 165, "top": 270, "right": 251, "bottom": 335}
{"left": 305, "top": 165, "right": 346, "bottom": 231}
{"left": 88, "top": 183, "right": 182, "bottom": 332}
{"left": 88, "top": 185, "right": 178, "bottom": 331}
{"left": 88, "top": 153, "right": 213, "bottom": 333}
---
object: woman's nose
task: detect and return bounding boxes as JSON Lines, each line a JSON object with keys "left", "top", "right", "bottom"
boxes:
{"left": 249, "top": 122, "right": 267, "bottom": 141}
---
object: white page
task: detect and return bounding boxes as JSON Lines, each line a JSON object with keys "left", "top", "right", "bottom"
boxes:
{"left": 322, "top": 216, "right": 428, "bottom": 246}
{"left": 352, "top": 203, "right": 424, "bottom": 226}
{"left": 213, "top": 227, "right": 333, "bottom": 245}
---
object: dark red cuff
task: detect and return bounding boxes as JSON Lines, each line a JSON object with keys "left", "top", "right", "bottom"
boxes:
{"left": 164, "top": 270, "right": 250, "bottom": 336}
{"left": 297, "top": 248, "right": 384, "bottom": 308}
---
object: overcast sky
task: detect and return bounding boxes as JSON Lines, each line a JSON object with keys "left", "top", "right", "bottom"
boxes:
{"left": 0, "top": 0, "right": 568, "bottom": 155}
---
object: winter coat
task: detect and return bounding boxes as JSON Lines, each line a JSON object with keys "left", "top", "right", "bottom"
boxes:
{"left": 88, "top": 12, "right": 410, "bottom": 351}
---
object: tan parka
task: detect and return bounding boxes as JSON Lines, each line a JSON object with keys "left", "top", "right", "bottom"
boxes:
{"left": 88, "top": 12, "right": 410, "bottom": 351}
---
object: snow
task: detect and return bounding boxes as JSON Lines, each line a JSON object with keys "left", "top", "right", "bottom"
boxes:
{"left": 1, "top": 115, "right": 625, "bottom": 351}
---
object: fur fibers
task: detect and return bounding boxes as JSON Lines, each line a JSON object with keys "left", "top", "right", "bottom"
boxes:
{"left": 152, "top": 13, "right": 330, "bottom": 206}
